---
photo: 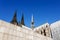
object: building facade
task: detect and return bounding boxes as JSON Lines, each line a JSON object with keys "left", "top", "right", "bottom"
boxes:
{"left": 0, "top": 20, "right": 53, "bottom": 40}
{"left": 0, "top": 11, "right": 60, "bottom": 40}
{"left": 50, "top": 20, "right": 60, "bottom": 40}
{"left": 34, "top": 23, "right": 52, "bottom": 38}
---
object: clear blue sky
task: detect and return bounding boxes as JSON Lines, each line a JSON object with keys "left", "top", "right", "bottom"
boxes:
{"left": 0, "top": 0, "right": 60, "bottom": 27}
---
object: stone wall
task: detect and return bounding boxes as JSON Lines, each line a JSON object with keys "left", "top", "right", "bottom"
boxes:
{"left": 50, "top": 20, "right": 60, "bottom": 40}
{"left": 0, "top": 20, "right": 53, "bottom": 40}
{"left": 34, "top": 23, "right": 52, "bottom": 37}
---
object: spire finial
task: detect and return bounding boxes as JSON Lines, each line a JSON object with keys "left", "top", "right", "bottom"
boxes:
{"left": 32, "top": 14, "right": 34, "bottom": 22}
{"left": 31, "top": 14, "right": 34, "bottom": 30}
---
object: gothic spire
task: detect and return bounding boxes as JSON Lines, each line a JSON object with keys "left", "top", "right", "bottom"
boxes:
{"left": 18, "top": 12, "right": 25, "bottom": 27}
{"left": 10, "top": 10, "right": 18, "bottom": 25}
{"left": 31, "top": 14, "right": 34, "bottom": 30}
{"left": 20, "top": 14, "right": 25, "bottom": 25}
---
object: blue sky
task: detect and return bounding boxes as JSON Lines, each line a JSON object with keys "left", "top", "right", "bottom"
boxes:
{"left": 0, "top": 0, "right": 60, "bottom": 27}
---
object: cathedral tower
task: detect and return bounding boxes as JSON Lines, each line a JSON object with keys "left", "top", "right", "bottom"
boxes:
{"left": 10, "top": 11, "right": 18, "bottom": 25}
{"left": 18, "top": 14, "right": 25, "bottom": 27}
{"left": 20, "top": 14, "right": 25, "bottom": 25}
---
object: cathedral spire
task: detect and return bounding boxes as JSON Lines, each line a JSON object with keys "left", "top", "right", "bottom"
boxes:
{"left": 20, "top": 14, "right": 25, "bottom": 25}
{"left": 18, "top": 12, "right": 25, "bottom": 27}
{"left": 31, "top": 14, "right": 34, "bottom": 30}
{"left": 11, "top": 10, "right": 18, "bottom": 25}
